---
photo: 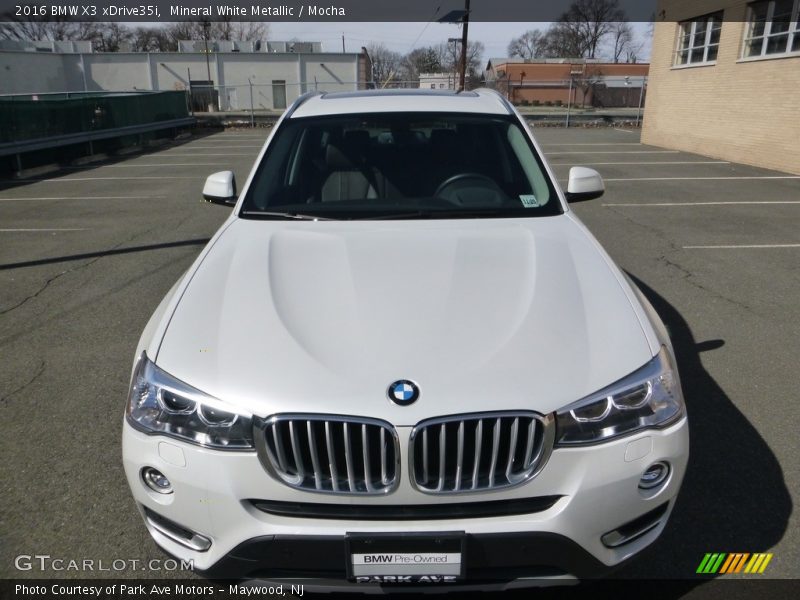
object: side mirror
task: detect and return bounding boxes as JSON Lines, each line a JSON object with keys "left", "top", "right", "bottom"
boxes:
{"left": 203, "top": 171, "right": 237, "bottom": 207}
{"left": 565, "top": 167, "right": 605, "bottom": 203}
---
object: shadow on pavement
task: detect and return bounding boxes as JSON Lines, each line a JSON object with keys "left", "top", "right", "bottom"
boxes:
{"left": 0, "top": 238, "right": 210, "bottom": 271}
{"left": 619, "top": 275, "right": 791, "bottom": 582}
{"left": 0, "top": 128, "right": 225, "bottom": 191}
{"left": 497, "top": 274, "right": 792, "bottom": 600}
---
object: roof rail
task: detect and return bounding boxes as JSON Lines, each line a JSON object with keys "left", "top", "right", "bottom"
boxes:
{"left": 283, "top": 90, "right": 323, "bottom": 119}
{"left": 473, "top": 88, "right": 514, "bottom": 115}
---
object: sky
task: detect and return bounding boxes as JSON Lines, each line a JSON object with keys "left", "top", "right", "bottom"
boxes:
{"left": 267, "top": 21, "right": 653, "bottom": 62}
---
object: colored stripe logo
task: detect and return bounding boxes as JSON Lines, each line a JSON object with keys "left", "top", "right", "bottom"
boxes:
{"left": 697, "top": 553, "right": 773, "bottom": 574}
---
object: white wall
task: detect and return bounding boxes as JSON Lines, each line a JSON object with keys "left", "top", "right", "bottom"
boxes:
{"left": 219, "top": 54, "right": 300, "bottom": 110}
{"left": 152, "top": 54, "right": 217, "bottom": 90}
{"left": 0, "top": 52, "right": 85, "bottom": 94}
{"left": 85, "top": 54, "right": 151, "bottom": 91}
{"left": 301, "top": 54, "right": 360, "bottom": 95}
{"left": 0, "top": 51, "right": 363, "bottom": 107}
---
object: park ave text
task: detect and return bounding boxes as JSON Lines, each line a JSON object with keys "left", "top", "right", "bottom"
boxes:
{"left": 15, "top": 584, "right": 303, "bottom": 596}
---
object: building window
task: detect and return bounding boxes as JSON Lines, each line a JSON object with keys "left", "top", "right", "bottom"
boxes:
{"left": 439, "top": 83, "right": 445, "bottom": 88}
{"left": 430, "top": 83, "right": 436, "bottom": 89}
{"left": 675, "top": 11, "right": 724, "bottom": 65}
{"left": 743, "top": 0, "right": 800, "bottom": 58}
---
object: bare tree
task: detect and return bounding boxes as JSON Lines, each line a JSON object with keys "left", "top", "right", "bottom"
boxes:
{"left": 608, "top": 21, "right": 642, "bottom": 63}
{"left": 436, "top": 39, "right": 484, "bottom": 76}
{"left": 507, "top": 29, "right": 547, "bottom": 60}
{"left": 403, "top": 46, "right": 442, "bottom": 82}
{"left": 540, "top": 22, "right": 590, "bottom": 58}
{"left": 568, "top": 0, "right": 624, "bottom": 58}
{"left": 548, "top": 0, "right": 626, "bottom": 59}
{"left": 94, "top": 23, "right": 134, "bottom": 52}
{"left": 0, "top": 18, "right": 91, "bottom": 42}
{"left": 165, "top": 21, "right": 201, "bottom": 49}
{"left": 209, "top": 18, "right": 234, "bottom": 41}
{"left": 230, "top": 22, "right": 269, "bottom": 42}
{"left": 188, "top": 19, "right": 267, "bottom": 43}
{"left": 366, "top": 43, "right": 407, "bottom": 86}
{"left": 132, "top": 27, "right": 173, "bottom": 52}
{"left": 0, "top": 19, "right": 134, "bottom": 54}
{"left": 159, "top": 21, "right": 270, "bottom": 50}
{"left": 573, "top": 69, "right": 604, "bottom": 107}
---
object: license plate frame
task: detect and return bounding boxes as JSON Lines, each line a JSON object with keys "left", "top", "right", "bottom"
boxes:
{"left": 345, "top": 531, "right": 466, "bottom": 583}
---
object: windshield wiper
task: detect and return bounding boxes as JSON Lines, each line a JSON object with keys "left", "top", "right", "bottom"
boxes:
{"left": 359, "top": 208, "right": 507, "bottom": 220}
{"left": 241, "top": 211, "right": 334, "bottom": 221}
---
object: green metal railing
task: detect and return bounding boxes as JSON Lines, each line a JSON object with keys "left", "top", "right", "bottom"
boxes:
{"left": 0, "top": 91, "right": 190, "bottom": 144}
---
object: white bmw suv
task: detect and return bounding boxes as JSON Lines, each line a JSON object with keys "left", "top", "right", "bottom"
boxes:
{"left": 122, "top": 89, "right": 689, "bottom": 591}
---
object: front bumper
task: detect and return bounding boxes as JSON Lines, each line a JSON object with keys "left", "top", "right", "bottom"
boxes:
{"left": 122, "top": 416, "right": 689, "bottom": 585}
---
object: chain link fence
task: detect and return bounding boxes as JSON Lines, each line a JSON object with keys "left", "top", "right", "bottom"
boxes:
{"left": 187, "top": 80, "right": 375, "bottom": 114}
{"left": 0, "top": 90, "right": 190, "bottom": 144}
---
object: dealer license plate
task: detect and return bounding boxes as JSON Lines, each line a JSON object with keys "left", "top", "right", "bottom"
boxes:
{"left": 346, "top": 532, "right": 465, "bottom": 583}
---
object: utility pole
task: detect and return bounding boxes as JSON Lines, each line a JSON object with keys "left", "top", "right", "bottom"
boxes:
{"left": 636, "top": 76, "right": 647, "bottom": 127}
{"left": 566, "top": 77, "right": 573, "bottom": 128}
{"left": 248, "top": 77, "right": 255, "bottom": 128}
{"left": 342, "top": 34, "right": 345, "bottom": 53}
{"left": 448, "top": 37, "right": 460, "bottom": 90}
{"left": 202, "top": 20, "right": 212, "bottom": 83}
{"left": 458, "top": 0, "right": 471, "bottom": 91}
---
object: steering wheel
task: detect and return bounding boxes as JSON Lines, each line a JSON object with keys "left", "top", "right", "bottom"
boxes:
{"left": 434, "top": 173, "right": 504, "bottom": 206}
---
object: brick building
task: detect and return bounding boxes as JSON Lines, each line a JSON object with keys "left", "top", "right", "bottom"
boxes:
{"left": 642, "top": 0, "right": 800, "bottom": 175}
{"left": 485, "top": 59, "right": 649, "bottom": 107}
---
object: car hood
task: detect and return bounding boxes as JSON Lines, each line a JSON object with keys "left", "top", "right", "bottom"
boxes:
{"left": 156, "top": 216, "right": 652, "bottom": 425}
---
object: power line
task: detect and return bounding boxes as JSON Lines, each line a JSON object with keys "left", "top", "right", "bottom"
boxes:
{"left": 405, "top": 5, "right": 443, "bottom": 55}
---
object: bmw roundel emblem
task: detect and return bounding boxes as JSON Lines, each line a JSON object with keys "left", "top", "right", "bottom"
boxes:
{"left": 388, "top": 380, "right": 419, "bottom": 405}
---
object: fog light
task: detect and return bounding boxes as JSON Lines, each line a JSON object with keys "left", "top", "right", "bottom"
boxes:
{"left": 142, "top": 467, "right": 173, "bottom": 494}
{"left": 639, "top": 462, "right": 669, "bottom": 490}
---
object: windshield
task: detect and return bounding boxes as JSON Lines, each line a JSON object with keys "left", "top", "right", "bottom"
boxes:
{"left": 240, "top": 112, "right": 561, "bottom": 220}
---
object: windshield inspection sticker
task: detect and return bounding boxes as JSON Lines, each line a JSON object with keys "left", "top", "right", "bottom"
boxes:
{"left": 520, "top": 194, "right": 540, "bottom": 208}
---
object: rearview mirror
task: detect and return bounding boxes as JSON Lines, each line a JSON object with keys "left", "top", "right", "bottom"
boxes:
{"left": 565, "top": 167, "right": 604, "bottom": 203}
{"left": 203, "top": 171, "right": 237, "bottom": 207}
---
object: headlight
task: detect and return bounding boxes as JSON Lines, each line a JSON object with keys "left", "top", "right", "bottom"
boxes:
{"left": 126, "top": 353, "right": 254, "bottom": 449}
{"left": 556, "top": 346, "right": 684, "bottom": 445}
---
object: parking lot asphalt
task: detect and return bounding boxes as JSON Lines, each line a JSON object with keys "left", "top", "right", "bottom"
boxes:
{"left": 0, "top": 126, "right": 798, "bottom": 593}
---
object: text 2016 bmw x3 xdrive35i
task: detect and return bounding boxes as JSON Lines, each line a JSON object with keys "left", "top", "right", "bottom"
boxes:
{"left": 122, "top": 89, "right": 688, "bottom": 591}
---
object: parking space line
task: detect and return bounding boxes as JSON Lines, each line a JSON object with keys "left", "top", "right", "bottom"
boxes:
{"left": 60, "top": 164, "right": 224, "bottom": 169}
{"left": 604, "top": 201, "right": 800, "bottom": 206}
{"left": 551, "top": 161, "right": 730, "bottom": 166}
{"left": 684, "top": 244, "right": 800, "bottom": 249}
{"left": 605, "top": 176, "right": 800, "bottom": 181}
{"left": 540, "top": 143, "right": 643, "bottom": 146}
{"left": 8, "top": 176, "right": 201, "bottom": 182}
{"left": 0, "top": 196, "right": 166, "bottom": 202}
{"left": 166, "top": 144, "right": 264, "bottom": 151}
{"left": 172, "top": 145, "right": 264, "bottom": 149}
{"left": 0, "top": 228, "right": 88, "bottom": 232}
{"left": 547, "top": 151, "right": 680, "bottom": 155}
